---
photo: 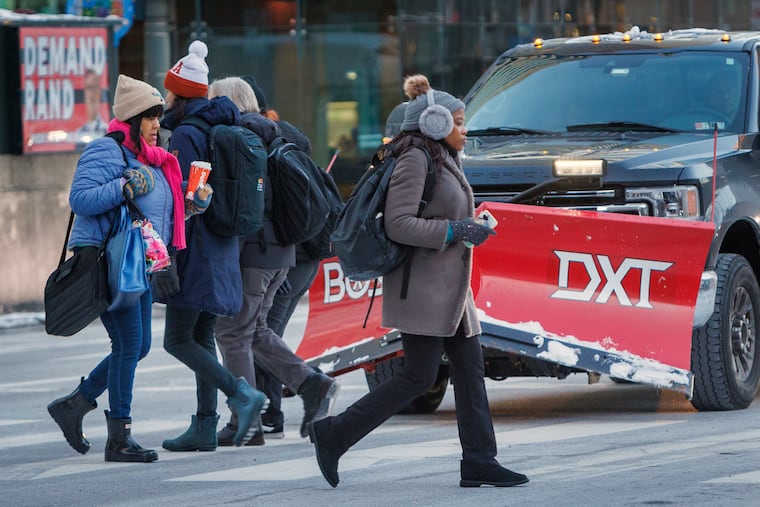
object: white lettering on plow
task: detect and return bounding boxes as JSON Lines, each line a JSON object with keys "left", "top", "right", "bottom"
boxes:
{"left": 551, "top": 251, "right": 672, "bottom": 308}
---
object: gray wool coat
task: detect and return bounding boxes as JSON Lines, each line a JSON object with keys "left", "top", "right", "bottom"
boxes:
{"left": 382, "top": 144, "right": 482, "bottom": 338}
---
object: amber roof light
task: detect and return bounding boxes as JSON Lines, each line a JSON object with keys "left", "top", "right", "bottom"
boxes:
{"left": 534, "top": 38, "right": 544, "bottom": 48}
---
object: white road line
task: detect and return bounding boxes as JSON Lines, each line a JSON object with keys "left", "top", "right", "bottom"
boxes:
{"left": 0, "top": 420, "right": 442, "bottom": 481}
{"left": 168, "top": 420, "right": 681, "bottom": 482}
{"left": 538, "top": 433, "right": 760, "bottom": 482}
{"left": 0, "top": 419, "right": 188, "bottom": 450}
{"left": 705, "top": 470, "right": 760, "bottom": 484}
{"left": 0, "top": 364, "right": 187, "bottom": 391}
{"left": 0, "top": 419, "right": 37, "bottom": 427}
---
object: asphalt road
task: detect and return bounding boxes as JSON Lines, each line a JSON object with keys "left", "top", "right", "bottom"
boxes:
{"left": 1, "top": 306, "right": 759, "bottom": 507}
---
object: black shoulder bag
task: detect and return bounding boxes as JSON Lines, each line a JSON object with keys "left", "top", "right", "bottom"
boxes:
{"left": 43, "top": 212, "right": 110, "bottom": 336}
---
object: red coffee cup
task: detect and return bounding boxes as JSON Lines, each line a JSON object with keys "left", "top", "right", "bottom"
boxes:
{"left": 186, "top": 161, "right": 212, "bottom": 199}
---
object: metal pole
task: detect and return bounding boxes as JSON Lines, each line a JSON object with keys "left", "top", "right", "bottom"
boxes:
{"left": 144, "top": 0, "right": 171, "bottom": 93}
{"left": 295, "top": 0, "right": 305, "bottom": 127}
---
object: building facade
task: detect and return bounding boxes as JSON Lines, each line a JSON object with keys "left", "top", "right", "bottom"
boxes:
{"left": 6, "top": 0, "right": 757, "bottom": 186}
{"left": 0, "top": 0, "right": 757, "bottom": 310}
{"left": 156, "top": 0, "right": 759, "bottom": 188}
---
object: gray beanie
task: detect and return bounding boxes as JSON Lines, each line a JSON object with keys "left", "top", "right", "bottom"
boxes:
{"left": 401, "top": 89, "right": 465, "bottom": 138}
{"left": 112, "top": 74, "right": 165, "bottom": 121}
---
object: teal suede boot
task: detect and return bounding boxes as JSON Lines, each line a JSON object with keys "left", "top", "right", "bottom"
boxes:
{"left": 226, "top": 377, "right": 267, "bottom": 446}
{"left": 162, "top": 414, "right": 220, "bottom": 452}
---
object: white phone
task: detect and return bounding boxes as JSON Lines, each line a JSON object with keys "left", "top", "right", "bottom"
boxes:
{"left": 477, "top": 210, "right": 498, "bottom": 229}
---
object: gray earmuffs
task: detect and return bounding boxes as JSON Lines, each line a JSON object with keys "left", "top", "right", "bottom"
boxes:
{"left": 419, "top": 89, "right": 453, "bottom": 140}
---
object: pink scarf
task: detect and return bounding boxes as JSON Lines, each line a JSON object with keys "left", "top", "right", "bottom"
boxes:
{"left": 107, "top": 119, "right": 186, "bottom": 250}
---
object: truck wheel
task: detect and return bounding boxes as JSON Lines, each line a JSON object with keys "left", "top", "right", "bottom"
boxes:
{"left": 365, "top": 356, "right": 449, "bottom": 414}
{"left": 691, "top": 253, "right": 760, "bottom": 410}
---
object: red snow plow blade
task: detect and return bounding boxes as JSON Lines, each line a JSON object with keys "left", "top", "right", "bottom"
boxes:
{"left": 296, "top": 260, "right": 392, "bottom": 375}
{"left": 297, "top": 202, "right": 715, "bottom": 396}
{"left": 472, "top": 202, "right": 714, "bottom": 394}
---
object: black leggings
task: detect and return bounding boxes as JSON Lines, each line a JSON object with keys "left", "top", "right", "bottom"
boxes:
{"left": 330, "top": 326, "right": 498, "bottom": 465}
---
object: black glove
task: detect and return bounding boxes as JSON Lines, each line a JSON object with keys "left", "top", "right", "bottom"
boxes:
{"left": 448, "top": 218, "right": 496, "bottom": 246}
{"left": 152, "top": 257, "right": 179, "bottom": 299}
{"left": 277, "top": 278, "right": 292, "bottom": 296}
{"left": 122, "top": 166, "right": 155, "bottom": 200}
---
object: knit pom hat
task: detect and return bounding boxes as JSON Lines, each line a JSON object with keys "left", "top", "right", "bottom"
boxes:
{"left": 241, "top": 75, "right": 268, "bottom": 112}
{"left": 112, "top": 74, "right": 165, "bottom": 121}
{"left": 164, "top": 40, "right": 210, "bottom": 98}
{"left": 400, "top": 74, "right": 465, "bottom": 139}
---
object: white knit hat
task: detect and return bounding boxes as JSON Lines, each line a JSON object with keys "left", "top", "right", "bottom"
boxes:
{"left": 164, "top": 40, "right": 209, "bottom": 98}
{"left": 112, "top": 74, "right": 165, "bottom": 121}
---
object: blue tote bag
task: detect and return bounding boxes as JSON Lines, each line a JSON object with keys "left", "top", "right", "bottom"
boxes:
{"left": 106, "top": 202, "right": 149, "bottom": 311}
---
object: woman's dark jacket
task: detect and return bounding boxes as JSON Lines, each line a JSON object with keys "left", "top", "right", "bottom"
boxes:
{"left": 159, "top": 96, "right": 243, "bottom": 316}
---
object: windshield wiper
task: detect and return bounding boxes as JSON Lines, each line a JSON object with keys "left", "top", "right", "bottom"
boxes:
{"left": 566, "top": 121, "right": 677, "bottom": 133}
{"left": 467, "top": 126, "right": 552, "bottom": 136}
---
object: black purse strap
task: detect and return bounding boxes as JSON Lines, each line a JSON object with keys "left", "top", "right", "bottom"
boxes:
{"left": 58, "top": 211, "right": 75, "bottom": 267}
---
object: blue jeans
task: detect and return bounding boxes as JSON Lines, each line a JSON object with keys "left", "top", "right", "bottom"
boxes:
{"left": 79, "top": 289, "right": 152, "bottom": 419}
{"left": 163, "top": 305, "right": 238, "bottom": 416}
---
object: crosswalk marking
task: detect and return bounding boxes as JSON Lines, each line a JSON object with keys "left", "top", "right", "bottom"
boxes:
{"left": 4, "top": 415, "right": 760, "bottom": 485}
{"left": 706, "top": 470, "right": 760, "bottom": 483}
{"left": 0, "top": 421, "right": 440, "bottom": 480}
{"left": 0, "top": 419, "right": 36, "bottom": 427}
{"left": 0, "top": 420, "right": 188, "bottom": 450}
{"left": 168, "top": 420, "right": 681, "bottom": 482}
{"left": 531, "top": 428, "right": 760, "bottom": 482}
{"left": 0, "top": 364, "right": 186, "bottom": 392}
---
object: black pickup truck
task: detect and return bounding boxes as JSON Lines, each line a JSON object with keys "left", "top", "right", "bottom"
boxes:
{"left": 461, "top": 27, "right": 760, "bottom": 411}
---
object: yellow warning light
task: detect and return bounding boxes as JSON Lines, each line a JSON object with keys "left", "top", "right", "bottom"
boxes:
{"left": 653, "top": 33, "right": 664, "bottom": 42}
{"left": 534, "top": 38, "right": 544, "bottom": 48}
{"left": 591, "top": 35, "right": 601, "bottom": 44}
{"left": 721, "top": 33, "right": 731, "bottom": 42}
{"left": 622, "top": 33, "right": 631, "bottom": 42}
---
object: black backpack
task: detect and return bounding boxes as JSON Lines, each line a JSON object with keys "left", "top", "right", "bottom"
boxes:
{"left": 330, "top": 144, "right": 435, "bottom": 286}
{"left": 301, "top": 167, "right": 345, "bottom": 260}
{"left": 182, "top": 117, "right": 267, "bottom": 237}
{"left": 267, "top": 137, "right": 331, "bottom": 246}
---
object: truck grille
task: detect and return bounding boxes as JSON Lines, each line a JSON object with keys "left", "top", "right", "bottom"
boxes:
{"left": 473, "top": 188, "right": 649, "bottom": 215}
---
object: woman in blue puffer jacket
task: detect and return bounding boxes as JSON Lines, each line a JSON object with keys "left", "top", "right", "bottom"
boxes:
{"left": 47, "top": 75, "right": 202, "bottom": 463}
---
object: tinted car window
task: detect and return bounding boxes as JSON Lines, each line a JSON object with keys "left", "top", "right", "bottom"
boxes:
{"left": 466, "top": 52, "right": 749, "bottom": 134}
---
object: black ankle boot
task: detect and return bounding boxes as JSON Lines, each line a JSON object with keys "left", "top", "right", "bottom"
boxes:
{"left": 460, "top": 460, "right": 529, "bottom": 487}
{"left": 299, "top": 373, "right": 340, "bottom": 438}
{"left": 307, "top": 417, "right": 343, "bottom": 487}
{"left": 104, "top": 411, "right": 158, "bottom": 463}
{"left": 47, "top": 377, "right": 96, "bottom": 454}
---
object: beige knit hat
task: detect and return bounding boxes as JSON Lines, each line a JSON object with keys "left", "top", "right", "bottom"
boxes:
{"left": 112, "top": 74, "right": 165, "bottom": 121}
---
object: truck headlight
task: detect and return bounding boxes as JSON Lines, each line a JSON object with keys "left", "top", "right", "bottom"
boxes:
{"left": 553, "top": 159, "right": 607, "bottom": 177}
{"left": 625, "top": 185, "right": 700, "bottom": 218}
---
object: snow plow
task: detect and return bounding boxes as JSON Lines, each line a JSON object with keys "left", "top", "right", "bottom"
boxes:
{"left": 296, "top": 28, "right": 760, "bottom": 412}
{"left": 296, "top": 201, "right": 716, "bottom": 412}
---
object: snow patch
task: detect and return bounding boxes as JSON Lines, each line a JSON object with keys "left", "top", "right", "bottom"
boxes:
{"left": 477, "top": 308, "right": 691, "bottom": 389}
{"left": 0, "top": 313, "right": 45, "bottom": 330}
{"left": 537, "top": 340, "right": 579, "bottom": 366}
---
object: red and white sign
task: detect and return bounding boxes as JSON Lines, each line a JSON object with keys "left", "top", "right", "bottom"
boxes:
{"left": 20, "top": 26, "right": 110, "bottom": 153}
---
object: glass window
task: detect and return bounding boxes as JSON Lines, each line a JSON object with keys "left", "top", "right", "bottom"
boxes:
{"left": 466, "top": 51, "right": 749, "bottom": 134}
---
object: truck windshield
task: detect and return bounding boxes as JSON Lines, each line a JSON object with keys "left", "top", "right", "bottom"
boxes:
{"left": 465, "top": 51, "right": 749, "bottom": 134}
